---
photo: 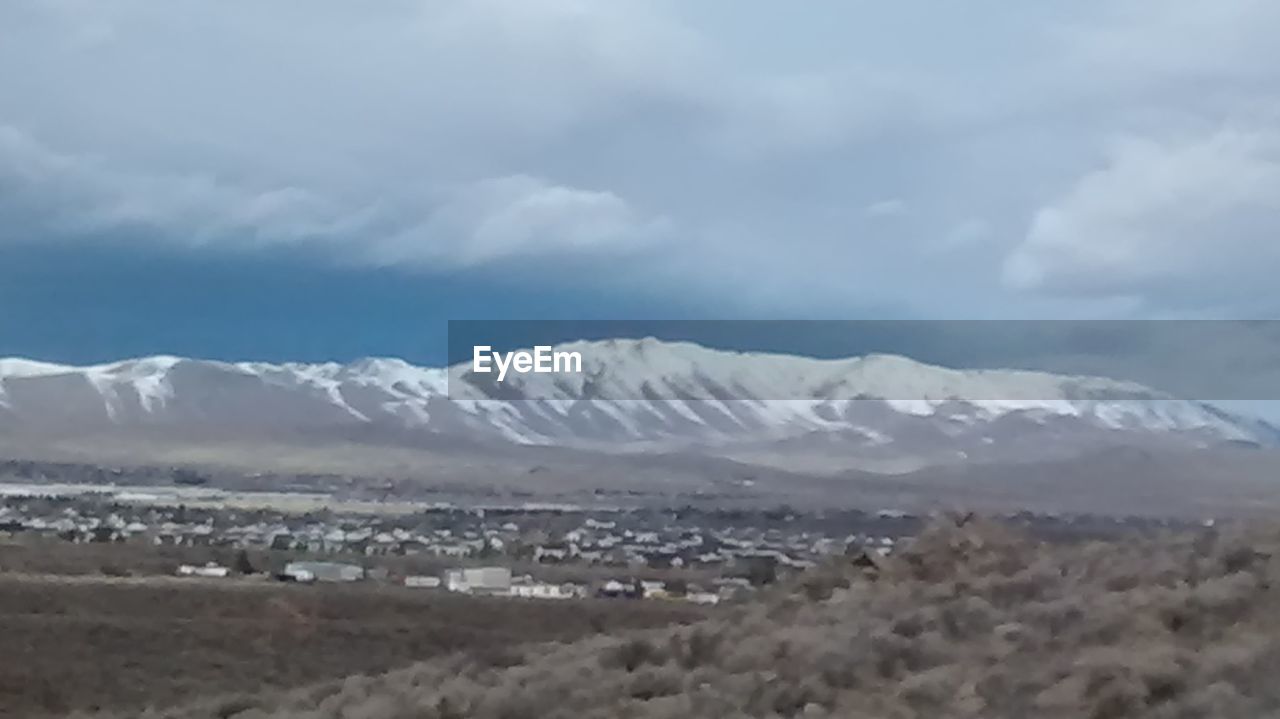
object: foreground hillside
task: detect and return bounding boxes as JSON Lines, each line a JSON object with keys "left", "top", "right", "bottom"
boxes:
{"left": 83, "top": 519, "right": 1280, "bottom": 719}
{"left": 0, "top": 577, "right": 706, "bottom": 719}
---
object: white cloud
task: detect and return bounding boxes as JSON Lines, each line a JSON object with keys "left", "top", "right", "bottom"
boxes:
{"left": 370, "top": 175, "right": 669, "bottom": 267}
{"left": 1005, "top": 125, "right": 1280, "bottom": 301}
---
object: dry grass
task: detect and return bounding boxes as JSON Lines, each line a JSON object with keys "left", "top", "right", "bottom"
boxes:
{"left": 0, "top": 574, "right": 708, "bottom": 718}
{"left": 70, "top": 517, "right": 1280, "bottom": 719}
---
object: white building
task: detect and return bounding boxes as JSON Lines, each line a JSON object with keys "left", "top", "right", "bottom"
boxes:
{"left": 444, "top": 566, "right": 512, "bottom": 594}
{"left": 509, "top": 581, "right": 579, "bottom": 600}
{"left": 177, "top": 563, "right": 229, "bottom": 578}
{"left": 283, "top": 561, "right": 363, "bottom": 583}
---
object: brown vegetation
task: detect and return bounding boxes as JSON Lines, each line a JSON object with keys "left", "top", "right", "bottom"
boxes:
{"left": 0, "top": 575, "right": 708, "bottom": 718}
{"left": 71, "top": 517, "right": 1280, "bottom": 719}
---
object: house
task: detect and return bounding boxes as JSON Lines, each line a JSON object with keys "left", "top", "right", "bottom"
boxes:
{"left": 396, "top": 539, "right": 428, "bottom": 555}
{"left": 433, "top": 543, "right": 475, "bottom": 558}
{"left": 597, "top": 579, "right": 643, "bottom": 599}
{"left": 509, "top": 579, "right": 580, "bottom": 600}
{"left": 685, "top": 591, "right": 720, "bottom": 606}
{"left": 534, "top": 543, "right": 572, "bottom": 563}
{"left": 640, "top": 580, "right": 668, "bottom": 599}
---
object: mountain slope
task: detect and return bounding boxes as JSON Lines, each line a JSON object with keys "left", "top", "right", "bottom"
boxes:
{"left": 0, "top": 340, "right": 1271, "bottom": 470}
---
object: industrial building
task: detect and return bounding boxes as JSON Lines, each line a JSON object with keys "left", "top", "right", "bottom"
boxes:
{"left": 444, "top": 566, "right": 512, "bottom": 594}
{"left": 281, "top": 561, "right": 364, "bottom": 583}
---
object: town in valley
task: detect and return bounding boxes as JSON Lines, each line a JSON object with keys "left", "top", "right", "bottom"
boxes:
{"left": 0, "top": 474, "right": 1195, "bottom": 605}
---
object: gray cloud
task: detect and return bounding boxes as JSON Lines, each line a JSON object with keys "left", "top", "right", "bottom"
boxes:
{"left": 0, "top": 125, "right": 375, "bottom": 247}
{"left": 1005, "top": 124, "right": 1280, "bottom": 301}
{"left": 1, "top": 0, "right": 1278, "bottom": 317}
{"left": 0, "top": 126, "right": 668, "bottom": 268}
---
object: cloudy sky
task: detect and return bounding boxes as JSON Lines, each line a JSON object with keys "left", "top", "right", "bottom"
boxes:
{"left": 2, "top": 0, "right": 1279, "bottom": 364}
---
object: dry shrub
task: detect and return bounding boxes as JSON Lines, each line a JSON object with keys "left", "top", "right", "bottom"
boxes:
{"left": 628, "top": 666, "right": 683, "bottom": 700}
{"left": 601, "top": 637, "right": 663, "bottom": 673}
{"left": 0, "top": 575, "right": 706, "bottom": 719}
{"left": 667, "top": 627, "right": 722, "bottom": 670}
{"left": 898, "top": 665, "right": 962, "bottom": 710}
{"left": 74, "top": 518, "right": 1280, "bottom": 719}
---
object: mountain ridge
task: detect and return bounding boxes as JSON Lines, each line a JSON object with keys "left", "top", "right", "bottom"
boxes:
{"left": 0, "top": 339, "right": 1272, "bottom": 463}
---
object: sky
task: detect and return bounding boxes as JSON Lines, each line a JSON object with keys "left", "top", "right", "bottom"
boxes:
{"left": 2, "top": 0, "right": 1280, "bottom": 366}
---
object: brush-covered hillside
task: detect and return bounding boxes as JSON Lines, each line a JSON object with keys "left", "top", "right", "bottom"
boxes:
{"left": 78, "top": 519, "right": 1280, "bottom": 719}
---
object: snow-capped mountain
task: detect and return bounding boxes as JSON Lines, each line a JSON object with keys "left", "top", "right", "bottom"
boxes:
{"left": 0, "top": 339, "right": 1273, "bottom": 467}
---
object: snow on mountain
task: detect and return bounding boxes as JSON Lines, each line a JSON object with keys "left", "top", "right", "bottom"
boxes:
{"left": 0, "top": 358, "right": 77, "bottom": 378}
{"left": 0, "top": 339, "right": 1270, "bottom": 460}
